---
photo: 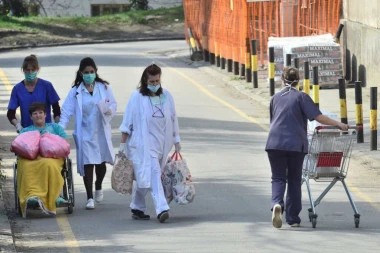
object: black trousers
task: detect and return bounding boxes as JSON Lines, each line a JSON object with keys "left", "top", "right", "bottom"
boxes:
{"left": 267, "top": 150, "right": 305, "bottom": 225}
{"left": 83, "top": 162, "right": 106, "bottom": 200}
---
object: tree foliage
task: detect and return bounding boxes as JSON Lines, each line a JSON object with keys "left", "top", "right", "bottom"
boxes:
{"left": 0, "top": 0, "right": 28, "bottom": 16}
{"left": 130, "top": 0, "right": 149, "bottom": 10}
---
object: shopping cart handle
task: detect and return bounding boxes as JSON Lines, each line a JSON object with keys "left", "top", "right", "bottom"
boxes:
{"left": 315, "top": 125, "right": 361, "bottom": 130}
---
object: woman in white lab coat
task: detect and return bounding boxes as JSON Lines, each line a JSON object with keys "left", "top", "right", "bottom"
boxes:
{"left": 119, "top": 64, "right": 181, "bottom": 223}
{"left": 60, "top": 57, "right": 117, "bottom": 210}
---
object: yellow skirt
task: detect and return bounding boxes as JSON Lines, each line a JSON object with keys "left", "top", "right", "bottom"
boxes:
{"left": 17, "top": 156, "right": 64, "bottom": 218}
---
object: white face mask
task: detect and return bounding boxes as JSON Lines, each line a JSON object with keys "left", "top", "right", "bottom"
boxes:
{"left": 281, "top": 79, "right": 299, "bottom": 96}
{"left": 284, "top": 79, "right": 298, "bottom": 87}
{"left": 147, "top": 84, "right": 161, "bottom": 93}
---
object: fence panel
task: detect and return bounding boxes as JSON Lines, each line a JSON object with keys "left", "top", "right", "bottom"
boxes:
{"left": 184, "top": 0, "right": 342, "bottom": 66}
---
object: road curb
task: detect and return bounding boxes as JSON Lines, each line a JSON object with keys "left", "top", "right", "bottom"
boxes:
{"left": 0, "top": 36, "right": 186, "bottom": 53}
{"left": 0, "top": 198, "right": 16, "bottom": 252}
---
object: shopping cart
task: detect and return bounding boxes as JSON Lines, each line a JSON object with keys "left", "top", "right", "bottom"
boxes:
{"left": 302, "top": 125, "right": 360, "bottom": 228}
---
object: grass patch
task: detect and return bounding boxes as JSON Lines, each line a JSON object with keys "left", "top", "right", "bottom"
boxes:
{"left": 230, "top": 76, "right": 243, "bottom": 81}
{"left": 0, "top": 5, "right": 184, "bottom": 32}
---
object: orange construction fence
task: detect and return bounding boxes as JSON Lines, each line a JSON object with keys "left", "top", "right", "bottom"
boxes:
{"left": 183, "top": 0, "right": 342, "bottom": 66}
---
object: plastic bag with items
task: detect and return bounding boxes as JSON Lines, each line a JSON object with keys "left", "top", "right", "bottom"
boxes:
{"left": 161, "top": 152, "right": 195, "bottom": 205}
{"left": 39, "top": 132, "right": 70, "bottom": 158}
{"left": 11, "top": 130, "right": 40, "bottom": 160}
{"left": 111, "top": 152, "right": 134, "bottom": 195}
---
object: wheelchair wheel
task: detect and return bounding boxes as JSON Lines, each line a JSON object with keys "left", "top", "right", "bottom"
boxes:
{"left": 13, "top": 162, "right": 21, "bottom": 215}
{"left": 68, "top": 204, "right": 73, "bottom": 214}
{"left": 67, "top": 158, "right": 75, "bottom": 207}
{"left": 63, "top": 158, "right": 75, "bottom": 214}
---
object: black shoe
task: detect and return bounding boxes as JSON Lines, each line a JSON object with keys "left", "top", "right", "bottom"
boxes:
{"left": 157, "top": 210, "right": 169, "bottom": 223}
{"left": 131, "top": 209, "right": 150, "bottom": 220}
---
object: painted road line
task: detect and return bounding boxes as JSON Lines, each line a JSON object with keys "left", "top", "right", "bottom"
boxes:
{"left": 347, "top": 183, "right": 380, "bottom": 210}
{"left": 56, "top": 216, "right": 81, "bottom": 253}
{"left": 156, "top": 60, "right": 380, "bottom": 213}
{"left": 0, "top": 67, "right": 81, "bottom": 252}
{"left": 0, "top": 68, "right": 13, "bottom": 93}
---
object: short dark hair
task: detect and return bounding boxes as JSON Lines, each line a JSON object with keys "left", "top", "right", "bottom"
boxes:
{"left": 282, "top": 67, "right": 299, "bottom": 86}
{"left": 139, "top": 64, "right": 163, "bottom": 96}
{"left": 28, "top": 102, "right": 46, "bottom": 115}
{"left": 21, "top": 54, "right": 39, "bottom": 71}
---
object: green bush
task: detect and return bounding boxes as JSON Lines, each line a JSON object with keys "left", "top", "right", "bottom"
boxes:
{"left": 0, "top": 5, "right": 184, "bottom": 32}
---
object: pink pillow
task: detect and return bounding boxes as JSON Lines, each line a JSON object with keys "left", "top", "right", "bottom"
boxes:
{"left": 11, "top": 131, "right": 40, "bottom": 160}
{"left": 39, "top": 132, "right": 70, "bottom": 158}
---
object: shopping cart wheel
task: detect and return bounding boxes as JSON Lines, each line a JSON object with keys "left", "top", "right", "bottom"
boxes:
{"left": 354, "top": 214, "right": 360, "bottom": 228}
{"left": 312, "top": 217, "right": 317, "bottom": 228}
{"left": 308, "top": 208, "right": 313, "bottom": 222}
{"left": 311, "top": 215, "right": 317, "bottom": 228}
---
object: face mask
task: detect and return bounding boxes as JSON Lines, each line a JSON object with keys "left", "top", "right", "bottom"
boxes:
{"left": 24, "top": 72, "right": 38, "bottom": 82}
{"left": 83, "top": 73, "right": 96, "bottom": 85}
{"left": 284, "top": 79, "right": 298, "bottom": 87}
{"left": 281, "top": 79, "right": 299, "bottom": 96}
{"left": 147, "top": 84, "right": 161, "bottom": 93}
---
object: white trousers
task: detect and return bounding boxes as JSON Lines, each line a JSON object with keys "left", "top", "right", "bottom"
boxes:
{"left": 130, "top": 156, "right": 169, "bottom": 215}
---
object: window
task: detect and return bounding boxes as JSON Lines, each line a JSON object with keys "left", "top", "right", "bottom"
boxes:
{"left": 91, "top": 5, "right": 100, "bottom": 16}
{"left": 91, "top": 4, "right": 131, "bottom": 17}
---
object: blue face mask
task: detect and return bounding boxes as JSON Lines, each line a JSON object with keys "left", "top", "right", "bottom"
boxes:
{"left": 147, "top": 84, "right": 161, "bottom": 93}
{"left": 24, "top": 72, "right": 38, "bottom": 82}
{"left": 83, "top": 73, "right": 96, "bottom": 85}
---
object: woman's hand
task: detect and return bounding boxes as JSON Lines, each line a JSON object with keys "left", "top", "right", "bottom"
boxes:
{"left": 174, "top": 142, "right": 181, "bottom": 153}
{"left": 104, "top": 109, "right": 112, "bottom": 116}
{"left": 119, "top": 143, "right": 126, "bottom": 154}
{"left": 15, "top": 123, "right": 23, "bottom": 133}
{"left": 337, "top": 122, "right": 349, "bottom": 131}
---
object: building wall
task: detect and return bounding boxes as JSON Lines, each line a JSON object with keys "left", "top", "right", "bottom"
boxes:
{"left": 40, "top": 0, "right": 88, "bottom": 16}
{"left": 149, "top": 0, "right": 182, "bottom": 9}
{"left": 343, "top": 0, "right": 380, "bottom": 86}
{"left": 40, "top": 0, "right": 182, "bottom": 17}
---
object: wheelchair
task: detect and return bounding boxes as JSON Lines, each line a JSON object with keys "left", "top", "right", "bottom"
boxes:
{"left": 13, "top": 157, "right": 75, "bottom": 215}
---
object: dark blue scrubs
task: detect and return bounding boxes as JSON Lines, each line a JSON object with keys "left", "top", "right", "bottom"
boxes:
{"left": 265, "top": 87, "right": 321, "bottom": 225}
{"left": 8, "top": 78, "right": 60, "bottom": 128}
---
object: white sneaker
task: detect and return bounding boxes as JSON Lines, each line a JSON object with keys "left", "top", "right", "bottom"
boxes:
{"left": 95, "top": 190, "right": 103, "bottom": 203}
{"left": 86, "top": 198, "right": 95, "bottom": 210}
{"left": 272, "top": 204, "right": 282, "bottom": 228}
{"left": 290, "top": 223, "right": 300, "bottom": 227}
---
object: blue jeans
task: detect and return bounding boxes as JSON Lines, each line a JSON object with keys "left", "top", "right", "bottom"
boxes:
{"left": 267, "top": 150, "right": 305, "bottom": 225}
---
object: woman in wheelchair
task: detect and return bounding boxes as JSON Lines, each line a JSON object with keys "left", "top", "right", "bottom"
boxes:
{"left": 16, "top": 102, "right": 69, "bottom": 218}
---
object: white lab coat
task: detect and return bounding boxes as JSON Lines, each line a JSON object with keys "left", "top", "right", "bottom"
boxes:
{"left": 120, "top": 89, "right": 180, "bottom": 188}
{"left": 59, "top": 82, "right": 117, "bottom": 176}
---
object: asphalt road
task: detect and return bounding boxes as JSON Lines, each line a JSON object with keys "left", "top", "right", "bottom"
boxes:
{"left": 0, "top": 40, "right": 379, "bottom": 253}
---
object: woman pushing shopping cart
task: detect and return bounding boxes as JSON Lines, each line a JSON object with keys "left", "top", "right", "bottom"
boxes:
{"left": 266, "top": 67, "right": 349, "bottom": 229}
